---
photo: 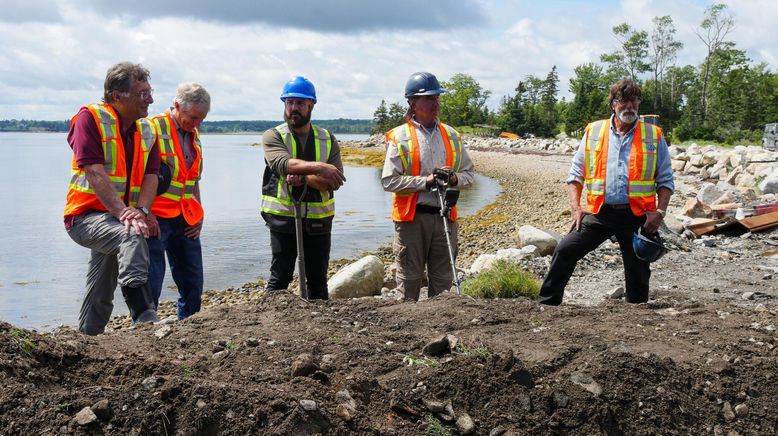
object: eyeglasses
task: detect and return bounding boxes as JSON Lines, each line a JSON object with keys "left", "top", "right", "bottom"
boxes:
{"left": 613, "top": 97, "right": 640, "bottom": 105}
{"left": 123, "top": 88, "right": 154, "bottom": 99}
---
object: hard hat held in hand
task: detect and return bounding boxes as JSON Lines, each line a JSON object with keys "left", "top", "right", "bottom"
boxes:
{"left": 632, "top": 227, "right": 668, "bottom": 263}
{"left": 280, "top": 76, "right": 316, "bottom": 102}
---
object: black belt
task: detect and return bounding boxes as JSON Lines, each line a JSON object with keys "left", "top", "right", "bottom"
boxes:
{"left": 416, "top": 204, "right": 441, "bottom": 214}
{"left": 604, "top": 203, "right": 630, "bottom": 210}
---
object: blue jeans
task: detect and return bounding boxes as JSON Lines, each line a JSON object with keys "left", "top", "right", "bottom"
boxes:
{"left": 148, "top": 215, "right": 203, "bottom": 319}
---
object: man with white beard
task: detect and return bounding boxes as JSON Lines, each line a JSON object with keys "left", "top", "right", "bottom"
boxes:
{"left": 538, "top": 79, "right": 674, "bottom": 306}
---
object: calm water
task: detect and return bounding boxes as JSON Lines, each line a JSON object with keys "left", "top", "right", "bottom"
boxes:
{"left": 0, "top": 132, "right": 498, "bottom": 330}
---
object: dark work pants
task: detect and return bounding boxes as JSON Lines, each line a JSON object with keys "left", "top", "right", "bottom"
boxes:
{"left": 538, "top": 206, "right": 650, "bottom": 305}
{"left": 266, "top": 230, "right": 330, "bottom": 300}
{"left": 147, "top": 215, "right": 204, "bottom": 320}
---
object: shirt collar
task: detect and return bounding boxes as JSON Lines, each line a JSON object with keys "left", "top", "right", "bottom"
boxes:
{"left": 410, "top": 116, "right": 439, "bottom": 134}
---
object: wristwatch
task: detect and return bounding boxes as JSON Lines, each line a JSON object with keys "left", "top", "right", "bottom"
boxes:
{"left": 656, "top": 209, "right": 666, "bottom": 218}
{"left": 138, "top": 206, "right": 149, "bottom": 216}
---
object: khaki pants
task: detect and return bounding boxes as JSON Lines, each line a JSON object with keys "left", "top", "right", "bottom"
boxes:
{"left": 393, "top": 212, "right": 458, "bottom": 301}
{"left": 67, "top": 212, "right": 150, "bottom": 335}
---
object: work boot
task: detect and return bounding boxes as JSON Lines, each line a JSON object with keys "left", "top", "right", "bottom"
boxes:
{"left": 121, "top": 284, "right": 159, "bottom": 324}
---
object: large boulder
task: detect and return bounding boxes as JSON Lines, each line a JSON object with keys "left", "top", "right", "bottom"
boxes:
{"left": 469, "top": 254, "right": 497, "bottom": 275}
{"left": 697, "top": 182, "right": 724, "bottom": 205}
{"left": 680, "top": 198, "right": 712, "bottom": 219}
{"left": 328, "top": 255, "right": 384, "bottom": 299}
{"left": 759, "top": 174, "right": 778, "bottom": 195}
{"left": 497, "top": 246, "right": 539, "bottom": 262}
{"left": 518, "top": 225, "right": 557, "bottom": 256}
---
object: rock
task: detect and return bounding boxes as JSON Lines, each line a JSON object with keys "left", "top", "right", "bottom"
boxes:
{"left": 336, "top": 389, "right": 357, "bottom": 412}
{"left": 291, "top": 353, "right": 319, "bottom": 377}
{"left": 742, "top": 292, "right": 755, "bottom": 301}
{"left": 141, "top": 376, "right": 158, "bottom": 389}
{"left": 212, "top": 350, "right": 230, "bottom": 361}
{"left": 300, "top": 399, "right": 318, "bottom": 412}
{"left": 470, "top": 254, "right": 498, "bottom": 274}
{"left": 423, "top": 399, "right": 446, "bottom": 413}
{"left": 90, "top": 399, "right": 111, "bottom": 420}
{"left": 758, "top": 174, "right": 778, "bottom": 195}
{"left": 336, "top": 404, "right": 354, "bottom": 421}
{"left": 671, "top": 159, "right": 687, "bottom": 171}
{"left": 697, "top": 183, "right": 724, "bottom": 204}
{"left": 570, "top": 372, "right": 602, "bottom": 396}
{"left": 608, "top": 286, "right": 625, "bottom": 299}
{"left": 517, "top": 225, "right": 557, "bottom": 256}
{"left": 328, "top": 255, "right": 384, "bottom": 298}
{"left": 711, "top": 192, "right": 737, "bottom": 206}
{"left": 663, "top": 214, "right": 686, "bottom": 235}
{"left": 196, "top": 399, "right": 207, "bottom": 409}
{"left": 154, "top": 325, "right": 172, "bottom": 339}
{"left": 681, "top": 198, "right": 712, "bottom": 219}
{"left": 423, "top": 334, "right": 458, "bottom": 356}
{"left": 245, "top": 337, "right": 259, "bottom": 347}
{"left": 497, "top": 246, "right": 538, "bottom": 262}
{"left": 73, "top": 407, "right": 97, "bottom": 426}
{"left": 734, "top": 403, "right": 748, "bottom": 417}
{"left": 456, "top": 413, "right": 476, "bottom": 435}
{"left": 723, "top": 401, "right": 736, "bottom": 421}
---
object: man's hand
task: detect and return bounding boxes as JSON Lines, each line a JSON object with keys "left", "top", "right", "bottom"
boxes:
{"left": 286, "top": 174, "right": 306, "bottom": 186}
{"left": 315, "top": 162, "right": 346, "bottom": 189}
{"left": 184, "top": 220, "right": 203, "bottom": 239}
{"left": 571, "top": 205, "right": 593, "bottom": 231}
{"left": 146, "top": 213, "right": 160, "bottom": 238}
{"left": 123, "top": 215, "right": 149, "bottom": 238}
{"left": 642, "top": 211, "right": 664, "bottom": 234}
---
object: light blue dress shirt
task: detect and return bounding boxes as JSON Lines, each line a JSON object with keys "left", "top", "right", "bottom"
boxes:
{"left": 567, "top": 115, "right": 674, "bottom": 204}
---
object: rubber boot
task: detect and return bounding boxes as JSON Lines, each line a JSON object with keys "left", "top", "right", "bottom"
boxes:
{"left": 121, "top": 284, "right": 159, "bottom": 324}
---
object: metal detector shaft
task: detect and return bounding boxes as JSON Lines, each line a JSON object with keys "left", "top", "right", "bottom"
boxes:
{"left": 292, "top": 184, "right": 308, "bottom": 299}
{"left": 435, "top": 187, "right": 461, "bottom": 294}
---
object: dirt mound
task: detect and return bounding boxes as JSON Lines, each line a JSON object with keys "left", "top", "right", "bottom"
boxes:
{"left": 2, "top": 291, "right": 776, "bottom": 435}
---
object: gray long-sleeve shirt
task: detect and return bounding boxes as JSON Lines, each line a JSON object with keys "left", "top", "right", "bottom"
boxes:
{"left": 381, "top": 118, "right": 475, "bottom": 207}
{"left": 262, "top": 125, "right": 343, "bottom": 176}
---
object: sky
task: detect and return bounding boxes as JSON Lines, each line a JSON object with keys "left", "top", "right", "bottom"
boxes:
{"left": 0, "top": 0, "right": 775, "bottom": 121}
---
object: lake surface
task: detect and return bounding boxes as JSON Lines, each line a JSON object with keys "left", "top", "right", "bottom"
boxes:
{"left": 0, "top": 132, "right": 499, "bottom": 330}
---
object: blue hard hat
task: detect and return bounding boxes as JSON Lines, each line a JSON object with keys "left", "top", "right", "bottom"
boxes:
{"left": 280, "top": 76, "right": 316, "bottom": 103}
{"left": 404, "top": 72, "right": 446, "bottom": 98}
{"left": 632, "top": 227, "right": 668, "bottom": 262}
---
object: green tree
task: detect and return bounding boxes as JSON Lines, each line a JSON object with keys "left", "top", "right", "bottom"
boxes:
{"left": 695, "top": 3, "right": 734, "bottom": 124}
{"left": 439, "top": 73, "right": 491, "bottom": 127}
{"left": 650, "top": 15, "right": 683, "bottom": 113}
{"left": 538, "top": 65, "right": 560, "bottom": 137}
{"left": 565, "top": 63, "right": 609, "bottom": 135}
{"left": 371, "top": 99, "right": 390, "bottom": 134}
{"left": 601, "top": 23, "right": 651, "bottom": 82}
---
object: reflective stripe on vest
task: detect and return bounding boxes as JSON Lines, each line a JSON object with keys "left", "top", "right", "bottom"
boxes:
{"left": 149, "top": 112, "right": 204, "bottom": 224}
{"left": 387, "top": 122, "right": 463, "bottom": 222}
{"left": 260, "top": 123, "right": 334, "bottom": 219}
{"left": 64, "top": 104, "right": 154, "bottom": 216}
{"left": 583, "top": 119, "right": 661, "bottom": 216}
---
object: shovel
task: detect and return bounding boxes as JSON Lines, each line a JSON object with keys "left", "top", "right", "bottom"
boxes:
{"left": 291, "top": 183, "right": 309, "bottom": 299}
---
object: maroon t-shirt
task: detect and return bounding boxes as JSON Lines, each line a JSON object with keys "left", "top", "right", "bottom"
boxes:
{"left": 65, "top": 107, "right": 160, "bottom": 225}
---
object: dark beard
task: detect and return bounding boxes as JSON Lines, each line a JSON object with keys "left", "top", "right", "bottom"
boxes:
{"left": 284, "top": 110, "right": 311, "bottom": 129}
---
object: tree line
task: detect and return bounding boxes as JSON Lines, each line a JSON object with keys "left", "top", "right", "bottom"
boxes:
{"left": 372, "top": 3, "right": 778, "bottom": 144}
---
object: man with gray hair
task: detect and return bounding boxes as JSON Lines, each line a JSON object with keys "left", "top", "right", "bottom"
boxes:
{"left": 147, "top": 83, "right": 210, "bottom": 319}
{"left": 64, "top": 62, "right": 160, "bottom": 334}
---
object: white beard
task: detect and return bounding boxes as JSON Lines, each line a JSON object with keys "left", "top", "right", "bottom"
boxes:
{"left": 617, "top": 109, "right": 638, "bottom": 124}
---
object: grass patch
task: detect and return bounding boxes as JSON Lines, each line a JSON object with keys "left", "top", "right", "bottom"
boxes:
{"left": 455, "top": 341, "right": 492, "bottom": 359}
{"left": 402, "top": 355, "right": 438, "bottom": 367}
{"left": 10, "top": 327, "right": 36, "bottom": 358}
{"left": 462, "top": 259, "right": 540, "bottom": 299}
{"left": 425, "top": 414, "right": 451, "bottom": 436}
{"left": 180, "top": 364, "right": 194, "bottom": 379}
{"left": 225, "top": 340, "right": 239, "bottom": 351}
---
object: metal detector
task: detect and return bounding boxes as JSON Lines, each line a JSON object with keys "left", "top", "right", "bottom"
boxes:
{"left": 290, "top": 183, "right": 309, "bottom": 299}
{"left": 431, "top": 168, "right": 464, "bottom": 294}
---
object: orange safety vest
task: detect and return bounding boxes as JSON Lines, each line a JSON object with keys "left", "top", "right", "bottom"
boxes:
{"left": 149, "top": 112, "right": 204, "bottom": 225}
{"left": 63, "top": 104, "right": 155, "bottom": 217}
{"left": 583, "top": 118, "right": 662, "bottom": 216}
{"left": 385, "top": 122, "right": 463, "bottom": 222}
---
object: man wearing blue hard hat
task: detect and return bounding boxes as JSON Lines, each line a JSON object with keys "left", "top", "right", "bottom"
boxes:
{"left": 382, "top": 72, "right": 476, "bottom": 301}
{"left": 538, "top": 79, "right": 674, "bottom": 306}
{"left": 260, "top": 76, "right": 346, "bottom": 299}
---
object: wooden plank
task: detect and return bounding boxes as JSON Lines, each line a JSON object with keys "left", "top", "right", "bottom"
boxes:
{"left": 738, "top": 211, "right": 778, "bottom": 232}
